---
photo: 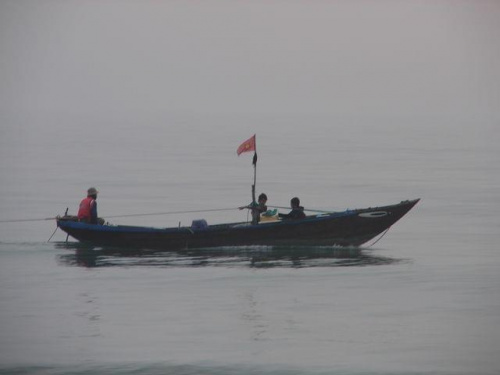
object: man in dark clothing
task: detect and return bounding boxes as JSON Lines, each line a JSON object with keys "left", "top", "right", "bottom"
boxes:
{"left": 279, "top": 197, "right": 306, "bottom": 220}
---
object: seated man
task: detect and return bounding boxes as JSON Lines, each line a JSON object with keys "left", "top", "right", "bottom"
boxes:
{"left": 78, "top": 187, "right": 104, "bottom": 224}
{"left": 279, "top": 197, "right": 306, "bottom": 220}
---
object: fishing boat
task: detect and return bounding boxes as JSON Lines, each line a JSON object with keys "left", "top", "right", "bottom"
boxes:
{"left": 56, "top": 136, "right": 419, "bottom": 250}
{"left": 56, "top": 199, "right": 419, "bottom": 250}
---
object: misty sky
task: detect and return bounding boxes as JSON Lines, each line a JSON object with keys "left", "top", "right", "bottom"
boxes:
{"left": 1, "top": 0, "right": 499, "bottom": 124}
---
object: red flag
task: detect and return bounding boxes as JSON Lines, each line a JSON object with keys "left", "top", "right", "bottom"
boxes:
{"left": 236, "top": 135, "right": 256, "bottom": 156}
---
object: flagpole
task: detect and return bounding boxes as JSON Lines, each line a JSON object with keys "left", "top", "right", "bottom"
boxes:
{"left": 236, "top": 134, "right": 258, "bottom": 206}
{"left": 252, "top": 135, "right": 257, "bottom": 204}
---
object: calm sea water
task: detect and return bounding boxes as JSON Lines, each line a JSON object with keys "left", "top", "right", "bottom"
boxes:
{"left": 0, "top": 115, "right": 499, "bottom": 375}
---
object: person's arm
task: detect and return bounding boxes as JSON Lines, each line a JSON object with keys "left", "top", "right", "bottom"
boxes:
{"left": 239, "top": 202, "right": 257, "bottom": 210}
{"left": 90, "top": 200, "right": 98, "bottom": 224}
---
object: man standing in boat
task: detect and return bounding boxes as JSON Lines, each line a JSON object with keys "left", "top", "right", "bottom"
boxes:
{"left": 78, "top": 187, "right": 100, "bottom": 224}
{"left": 240, "top": 193, "right": 268, "bottom": 225}
{"left": 279, "top": 197, "right": 306, "bottom": 220}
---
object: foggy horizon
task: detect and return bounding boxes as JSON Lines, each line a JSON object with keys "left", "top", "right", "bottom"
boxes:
{"left": 1, "top": 1, "right": 499, "bottom": 124}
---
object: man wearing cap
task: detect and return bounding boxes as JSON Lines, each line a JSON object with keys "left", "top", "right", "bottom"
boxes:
{"left": 78, "top": 187, "right": 99, "bottom": 224}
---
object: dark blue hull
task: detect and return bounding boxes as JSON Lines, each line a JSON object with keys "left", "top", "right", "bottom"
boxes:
{"left": 57, "top": 199, "right": 419, "bottom": 250}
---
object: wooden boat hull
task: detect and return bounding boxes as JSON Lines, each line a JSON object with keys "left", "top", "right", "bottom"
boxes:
{"left": 56, "top": 199, "right": 419, "bottom": 250}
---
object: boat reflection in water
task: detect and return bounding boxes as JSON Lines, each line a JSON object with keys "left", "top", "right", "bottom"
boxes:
{"left": 55, "top": 242, "right": 403, "bottom": 269}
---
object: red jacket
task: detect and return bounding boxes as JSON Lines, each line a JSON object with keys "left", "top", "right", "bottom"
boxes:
{"left": 78, "top": 197, "right": 97, "bottom": 223}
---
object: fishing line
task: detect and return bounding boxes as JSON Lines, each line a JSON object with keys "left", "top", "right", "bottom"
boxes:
{"left": 0, "top": 205, "right": 336, "bottom": 224}
{"left": 104, "top": 207, "right": 240, "bottom": 219}
{"left": 0, "top": 207, "right": 242, "bottom": 224}
{"left": 0, "top": 217, "right": 57, "bottom": 223}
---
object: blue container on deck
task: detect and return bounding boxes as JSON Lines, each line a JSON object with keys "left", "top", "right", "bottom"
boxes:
{"left": 191, "top": 219, "right": 208, "bottom": 230}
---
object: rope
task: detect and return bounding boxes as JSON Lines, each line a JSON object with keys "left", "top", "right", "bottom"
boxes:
{"left": 366, "top": 227, "right": 391, "bottom": 248}
{"left": 47, "top": 227, "right": 58, "bottom": 242}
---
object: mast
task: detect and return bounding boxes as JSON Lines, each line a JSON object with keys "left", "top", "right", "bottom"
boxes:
{"left": 252, "top": 138, "right": 257, "bottom": 204}
{"left": 236, "top": 133, "right": 258, "bottom": 205}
